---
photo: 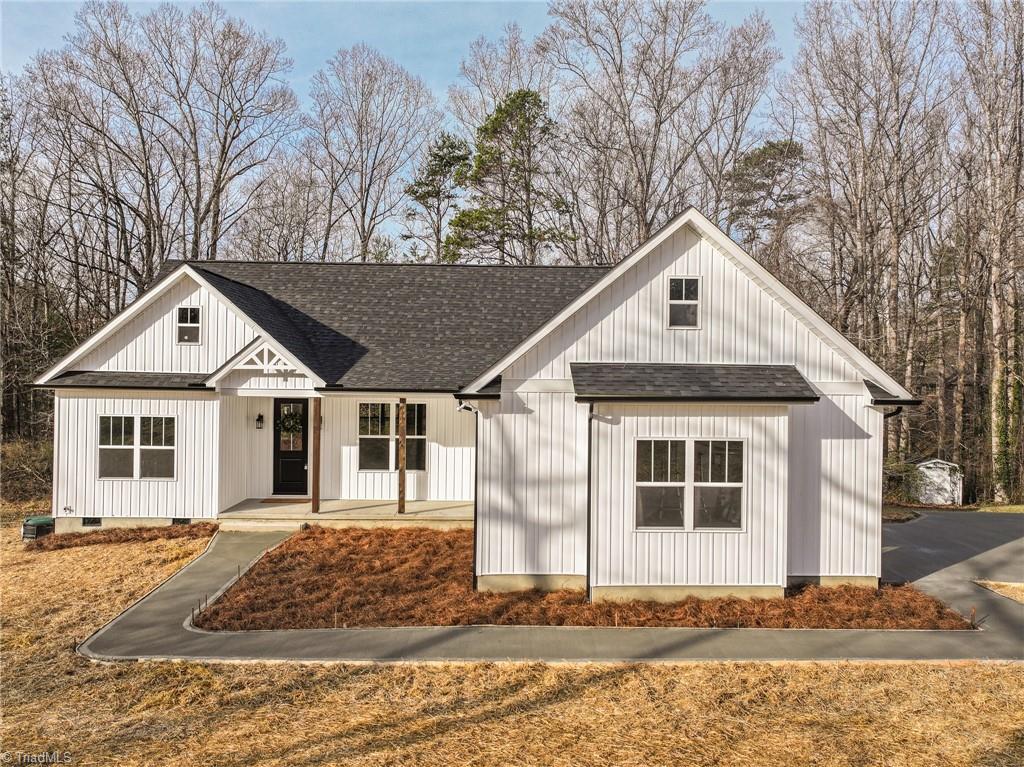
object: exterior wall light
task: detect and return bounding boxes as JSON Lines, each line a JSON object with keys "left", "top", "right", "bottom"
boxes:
{"left": 256, "top": 413, "right": 264, "bottom": 430}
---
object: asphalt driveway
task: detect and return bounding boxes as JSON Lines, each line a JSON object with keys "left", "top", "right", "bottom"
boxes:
{"left": 79, "top": 511, "right": 1024, "bottom": 663}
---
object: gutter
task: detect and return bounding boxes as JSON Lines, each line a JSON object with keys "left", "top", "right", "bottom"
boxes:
{"left": 574, "top": 395, "right": 820, "bottom": 404}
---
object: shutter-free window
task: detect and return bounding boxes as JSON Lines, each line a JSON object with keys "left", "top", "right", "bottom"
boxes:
{"left": 693, "top": 440, "right": 743, "bottom": 529}
{"left": 140, "top": 416, "right": 175, "bottom": 478}
{"left": 668, "top": 277, "right": 700, "bottom": 328}
{"left": 358, "top": 403, "right": 391, "bottom": 470}
{"left": 635, "top": 439, "right": 687, "bottom": 528}
{"left": 176, "top": 306, "right": 201, "bottom": 344}
{"left": 393, "top": 403, "right": 427, "bottom": 471}
{"left": 98, "top": 416, "right": 135, "bottom": 478}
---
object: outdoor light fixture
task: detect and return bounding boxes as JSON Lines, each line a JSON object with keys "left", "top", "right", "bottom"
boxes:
{"left": 255, "top": 413, "right": 264, "bottom": 430}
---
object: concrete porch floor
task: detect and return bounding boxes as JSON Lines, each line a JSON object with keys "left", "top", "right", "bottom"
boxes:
{"left": 218, "top": 497, "right": 474, "bottom": 531}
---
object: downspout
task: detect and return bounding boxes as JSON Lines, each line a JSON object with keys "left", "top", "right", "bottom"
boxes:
{"left": 883, "top": 406, "right": 903, "bottom": 420}
{"left": 586, "top": 402, "right": 594, "bottom": 603}
{"left": 472, "top": 406, "right": 480, "bottom": 591}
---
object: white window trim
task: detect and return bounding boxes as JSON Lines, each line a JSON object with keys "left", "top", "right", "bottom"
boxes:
{"left": 633, "top": 436, "right": 746, "bottom": 533}
{"left": 356, "top": 401, "right": 428, "bottom": 473}
{"left": 666, "top": 275, "right": 701, "bottom": 330}
{"left": 97, "top": 415, "right": 177, "bottom": 481}
{"left": 176, "top": 305, "right": 202, "bottom": 346}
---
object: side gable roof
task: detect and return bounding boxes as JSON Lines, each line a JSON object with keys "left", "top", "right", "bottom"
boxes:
{"left": 460, "top": 208, "right": 915, "bottom": 400}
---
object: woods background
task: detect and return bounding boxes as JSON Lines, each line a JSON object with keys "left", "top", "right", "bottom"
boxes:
{"left": 1, "top": 0, "right": 1021, "bottom": 503}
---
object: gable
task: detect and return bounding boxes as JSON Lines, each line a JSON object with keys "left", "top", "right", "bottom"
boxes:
{"left": 76, "top": 273, "right": 258, "bottom": 375}
{"left": 502, "top": 222, "right": 861, "bottom": 383}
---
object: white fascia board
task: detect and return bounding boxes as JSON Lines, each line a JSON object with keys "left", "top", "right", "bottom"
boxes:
{"left": 37, "top": 264, "right": 327, "bottom": 388}
{"left": 461, "top": 208, "right": 694, "bottom": 393}
{"left": 36, "top": 267, "right": 192, "bottom": 385}
{"left": 462, "top": 207, "right": 912, "bottom": 400}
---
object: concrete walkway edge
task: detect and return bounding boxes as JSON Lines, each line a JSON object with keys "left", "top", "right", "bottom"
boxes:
{"left": 78, "top": 518, "right": 1024, "bottom": 664}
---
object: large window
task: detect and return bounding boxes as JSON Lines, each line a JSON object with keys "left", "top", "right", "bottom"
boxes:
{"left": 176, "top": 306, "right": 201, "bottom": 344}
{"left": 634, "top": 438, "right": 744, "bottom": 530}
{"left": 99, "top": 415, "right": 176, "bottom": 479}
{"left": 358, "top": 402, "right": 426, "bottom": 471}
{"left": 668, "top": 277, "right": 700, "bottom": 328}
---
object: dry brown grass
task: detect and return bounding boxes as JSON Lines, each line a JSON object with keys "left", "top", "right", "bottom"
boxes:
{"left": 977, "top": 581, "right": 1024, "bottom": 604}
{"left": 1, "top": 510, "right": 1022, "bottom": 766}
{"left": 196, "top": 527, "right": 968, "bottom": 631}
{"left": 24, "top": 521, "right": 218, "bottom": 552}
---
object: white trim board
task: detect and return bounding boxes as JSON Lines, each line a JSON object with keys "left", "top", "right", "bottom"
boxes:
{"left": 461, "top": 208, "right": 912, "bottom": 400}
{"left": 36, "top": 265, "right": 326, "bottom": 388}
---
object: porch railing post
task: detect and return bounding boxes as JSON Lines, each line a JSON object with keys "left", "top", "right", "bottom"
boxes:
{"left": 311, "top": 397, "right": 321, "bottom": 514}
{"left": 397, "top": 397, "right": 407, "bottom": 514}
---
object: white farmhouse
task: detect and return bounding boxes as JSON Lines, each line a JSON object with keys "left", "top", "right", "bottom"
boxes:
{"left": 36, "top": 208, "right": 918, "bottom": 601}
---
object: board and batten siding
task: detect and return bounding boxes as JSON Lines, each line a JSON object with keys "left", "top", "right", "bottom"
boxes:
{"left": 218, "top": 394, "right": 274, "bottom": 508}
{"left": 52, "top": 390, "right": 219, "bottom": 519}
{"left": 788, "top": 394, "right": 883, "bottom": 578}
{"left": 321, "top": 395, "right": 475, "bottom": 502}
{"left": 79, "top": 274, "right": 257, "bottom": 373}
{"left": 216, "top": 369, "right": 315, "bottom": 393}
{"left": 475, "top": 392, "right": 589, "bottom": 577}
{"left": 504, "top": 223, "right": 859, "bottom": 384}
{"left": 590, "top": 403, "right": 789, "bottom": 587}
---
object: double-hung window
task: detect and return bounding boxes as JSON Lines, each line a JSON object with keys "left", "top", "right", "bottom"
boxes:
{"left": 358, "top": 402, "right": 427, "bottom": 471}
{"left": 634, "top": 438, "right": 744, "bottom": 530}
{"left": 635, "top": 439, "right": 687, "bottom": 528}
{"left": 668, "top": 277, "right": 700, "bottom": 328}
{"left": 98, "top": 415, "right": 176, "bottom": 479}
{"left": 176, "top": 306, "right": 201, "bottom": 344}
{"left": 693, "top": 440, "right": 743, "bottom": 529}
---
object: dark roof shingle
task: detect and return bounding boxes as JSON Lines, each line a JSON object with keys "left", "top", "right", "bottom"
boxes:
{"left": 570, "top": 363, "right": 819, "bottom": 402}
{"left": 187, "top": 262, "right": 609, "bottom": 391}
{"left": 50, "top": 371, "right": 210, "bottom": 390}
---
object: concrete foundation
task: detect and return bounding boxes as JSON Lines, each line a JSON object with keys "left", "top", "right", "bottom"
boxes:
{"left": 476, "top": 574, "right": 587, "bottom": 592}
{"left": 55, "top": 517, "right": 187, "bottom": 534}
{"left": 590, "top": 584, "right": 785, "bottom": 603}
{"left": 788, "top": 575, "right": 880, "bottom": 588}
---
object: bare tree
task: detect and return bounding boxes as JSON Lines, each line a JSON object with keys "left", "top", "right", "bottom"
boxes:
{"left": 310, "top": 44, "right": 438, "bottom": 261}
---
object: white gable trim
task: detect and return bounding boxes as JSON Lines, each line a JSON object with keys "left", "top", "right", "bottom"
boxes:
{"left": 35, "top": 264, "right": 326, "bottom": 388}
{"left": 205, "top": 336, "right": 319, "bottom": 387}
{"left": 461, "top": 208, "right": 913, "bottom": 400}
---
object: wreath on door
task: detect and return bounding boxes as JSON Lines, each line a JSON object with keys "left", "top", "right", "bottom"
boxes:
{"left": 276, "top": 411, "right": 304, "bottom": 433}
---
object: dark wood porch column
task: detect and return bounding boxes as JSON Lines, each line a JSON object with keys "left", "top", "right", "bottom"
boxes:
{"left": 397, "top": 397, "right": 407, "bottom": 514}
{"left": 311, "top": 397, "right": 321, "bottom": 514}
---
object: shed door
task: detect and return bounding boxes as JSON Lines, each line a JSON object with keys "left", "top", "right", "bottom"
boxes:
{"left": 273, "top": 399, "right": 308, "bottom": 495}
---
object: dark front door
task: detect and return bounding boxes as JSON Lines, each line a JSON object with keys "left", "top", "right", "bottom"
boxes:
{"left": 273, "top": 398, "right": 308, "bottom": 495}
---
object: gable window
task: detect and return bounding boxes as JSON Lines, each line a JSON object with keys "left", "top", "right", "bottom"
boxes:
{"left": 98, "top": 415, "right": 176, "bottom": 480}
{"left": 635, "top": 439, "right": 686, "bottom": 528}
{"left": 693, "top": 440, "right": 743, "bottom": 529}
{"left": 634, "top": 438, "right": 745, "bottom": 530}
{"left": 358, "top": 402, "right": 427, "bottom": 471}
{"left": 176, "top": 306, "right": 201, "bottom": 344}
{"left": 668, "top": 277, "right": 700, "bottom": 328}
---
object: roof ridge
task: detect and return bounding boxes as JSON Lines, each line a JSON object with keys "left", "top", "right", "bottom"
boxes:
{"left": 169, "top": 259, "right": 612, "bottom": 269}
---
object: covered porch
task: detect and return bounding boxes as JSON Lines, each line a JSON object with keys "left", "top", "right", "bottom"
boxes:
{"left": 218, "top": 498, "right": 474, "bottom": 531}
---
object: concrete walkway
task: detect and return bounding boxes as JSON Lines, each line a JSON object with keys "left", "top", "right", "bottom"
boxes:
{"left": 79, "top": 512, "right": 1024, "bottom": 663}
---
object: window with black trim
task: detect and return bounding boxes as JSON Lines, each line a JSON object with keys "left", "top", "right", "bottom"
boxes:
{"left": 668, "top": 277, "right": 700, "bottom": 328}
{"left": 635, "top": 439, "right": 686, "bottom": 528}
{"left": 176, "top": 306, "right": 201, "bottom": 344}
{"left": 693, "top": 440, "right": 743, "bottom": 529}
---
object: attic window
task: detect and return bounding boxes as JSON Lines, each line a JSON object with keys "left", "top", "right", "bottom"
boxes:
{"left": 668, "top": 277, "right": 700, "bottom": 328}
{"left": 176, "top": 306, "right": 201, "bottom": 344}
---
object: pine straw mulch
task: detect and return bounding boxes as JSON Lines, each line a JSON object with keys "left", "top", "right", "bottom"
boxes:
{"left": 195, "top": 526, "right": 970, "bottom": 631}
{"left": 3, "top": 513, "right": 1022, "bottom": 766}
{"left": 25, "top": 521, "right": 218, "bottom": 552}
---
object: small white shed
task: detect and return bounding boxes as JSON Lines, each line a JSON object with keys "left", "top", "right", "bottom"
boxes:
{"left": 914, "top": 459, "right": 963, "bottom": 506}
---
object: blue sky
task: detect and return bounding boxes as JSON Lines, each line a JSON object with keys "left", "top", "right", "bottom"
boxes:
{"left": 1, "top": 1, "right": 803, "bottom": 101}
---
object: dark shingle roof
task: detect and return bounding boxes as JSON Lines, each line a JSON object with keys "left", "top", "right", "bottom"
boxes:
{"left": 864, "top": 379, "right": 921, "bottom": 406}
{"left": 570, "top": 363, "right": 819, "bottom": 402}
{"left": 50, "top": 371, "right": 210, "bottom": 390}
{"left": 186, "top": 261, "right": 610, "bottom": 391}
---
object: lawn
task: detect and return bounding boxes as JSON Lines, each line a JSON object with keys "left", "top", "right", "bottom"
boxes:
{"left": 1, "top": 500, "right": 1021, "bottom": 766}
{"left": 195, "top": 526, "right": 968, "bottom": 631}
